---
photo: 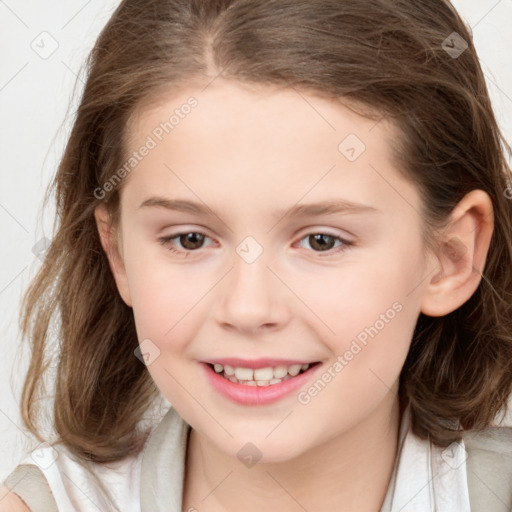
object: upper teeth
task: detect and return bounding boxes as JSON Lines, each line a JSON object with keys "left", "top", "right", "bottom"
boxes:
{"left": 212, "top": 363, "right": 310, "bottom": 381}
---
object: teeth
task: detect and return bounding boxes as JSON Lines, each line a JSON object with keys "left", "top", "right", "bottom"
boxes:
{"left": 224, "top": 365, "right": 235, "bottom": 376}
{"left": 253, "top": 367, "right": 274, "bottom": 381}
{"left": 210, "top": 362, "right": 313, "bottom": 386}
{"left": 273, "top": 366, "right": 288, "bottom": 379}
{"left": 234, "top": 367, "right": 254, "bottom": 381}
{"left": 288, "top": 364, "right": 302, "bottom": 377}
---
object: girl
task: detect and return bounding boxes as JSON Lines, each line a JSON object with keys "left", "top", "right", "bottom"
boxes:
{"left": 2, "top": 0, "right": 512, "bottom": 510}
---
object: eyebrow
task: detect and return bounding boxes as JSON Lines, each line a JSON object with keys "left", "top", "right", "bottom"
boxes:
{"left": 138, "top": 196, "right": 379, "bottom": 218}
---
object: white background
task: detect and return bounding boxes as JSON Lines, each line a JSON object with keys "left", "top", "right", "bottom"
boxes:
{"left": 1, "top": 0, "right": 511, "bottom": 481}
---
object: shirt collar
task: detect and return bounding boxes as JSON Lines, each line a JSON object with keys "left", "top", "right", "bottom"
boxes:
{"left": 140, "top": 404, "right": 471, "bottom": 511}
{"left": 380, "top": 404, "right": 471, "bottom": 512}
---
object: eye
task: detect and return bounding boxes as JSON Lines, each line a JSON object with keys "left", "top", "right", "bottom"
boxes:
{"left": 158, "top": 231, "right": 213, "bottom": 256}
{"left": 158, "top": 230, "right": 353, "bottom": 257}
{"left": 296, "top": 232, "right": 353, "bottom": 256}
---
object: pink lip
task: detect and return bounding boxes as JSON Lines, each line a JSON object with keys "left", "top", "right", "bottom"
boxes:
{"left": 203, "top": 357, "right": 317, "bottom": 369}
{"left": 200, "top": 361, "right": 322, "bottom": 406}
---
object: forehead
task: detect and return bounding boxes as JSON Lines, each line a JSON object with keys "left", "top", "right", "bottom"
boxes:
{"left": 121, "top": 80, "right": 420, "bottom": 221}
{"left": 126, "top": 80, "right": 391, "bottom": 153}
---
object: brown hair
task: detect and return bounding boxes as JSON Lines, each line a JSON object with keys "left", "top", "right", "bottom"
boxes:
{"left": 19, "top": 0, "right": 512, "bottom": 463}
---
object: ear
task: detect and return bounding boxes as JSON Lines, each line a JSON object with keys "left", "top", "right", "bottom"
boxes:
{"left": 94, "top": 203, "right": 132, "bottom": 307}
{"left": 420, "top": 189, "right": 494, "bottom": 317}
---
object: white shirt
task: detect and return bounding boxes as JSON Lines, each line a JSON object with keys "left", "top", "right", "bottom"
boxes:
{"left": 2, "top": 404, "right": 472, "bottom": 511}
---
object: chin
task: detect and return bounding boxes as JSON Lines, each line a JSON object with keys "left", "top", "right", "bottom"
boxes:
{"left": 219, "top": 434, "right": 308, "bottom": 466}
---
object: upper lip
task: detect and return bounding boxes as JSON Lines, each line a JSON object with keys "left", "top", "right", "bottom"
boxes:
{"left": 203, "top": 358, "right": 319, "bottom": 369}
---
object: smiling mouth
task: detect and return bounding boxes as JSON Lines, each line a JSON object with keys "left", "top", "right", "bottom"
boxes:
{"left": 206, "top": 362, "right": 321, "bottom": 386}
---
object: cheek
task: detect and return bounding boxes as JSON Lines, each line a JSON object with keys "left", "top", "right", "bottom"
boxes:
{"left": 297, "top": 298, "right": 416, "bottom": 430}
{"left": 298, "top": 242, "right": 424, "bottom": 398}
{"left": 125, "top": 222, "right": 424, "bottom": 372}
{"left": 121, "top": 241, "right": 182, "bottom": 346}
{"left": 301, "top": 244, "right": 423, "bottom": 341}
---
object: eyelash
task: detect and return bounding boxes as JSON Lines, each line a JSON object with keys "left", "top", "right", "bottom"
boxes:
{"left": 158, "top": 230, "right": 353, "bottom": 258}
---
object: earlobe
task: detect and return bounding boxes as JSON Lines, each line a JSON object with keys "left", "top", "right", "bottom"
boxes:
{"left": 94, "top": 203, "right": 133, "bottom": 307}
{"left": 420, "top": 189, "right": 494, "bottom": 317}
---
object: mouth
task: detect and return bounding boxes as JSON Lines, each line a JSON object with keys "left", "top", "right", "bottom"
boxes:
{"left": 205, "top": 361, "right": 321, "bottom": 387}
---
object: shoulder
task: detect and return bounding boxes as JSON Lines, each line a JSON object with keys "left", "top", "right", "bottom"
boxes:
{"left": 463, "top": 426, "right": 512, "bottom": 512}
{"left": 463, "top": 424, "right": 512, "bottom": 456}
{"left": 2, "top": 441, "right": 144, "bottom": 512}
{"left": 463, "top": 424, "right": 512, "bottom": 472}
{"left": 2, "top": 462, "right": 59, "bottom": 512}
{"left": 0, "top": 486, "right": 31, "bottom": 511}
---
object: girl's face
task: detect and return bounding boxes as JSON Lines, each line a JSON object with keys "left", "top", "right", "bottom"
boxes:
{"left": 105, "top": 80, "right": 435, "bottom": 462}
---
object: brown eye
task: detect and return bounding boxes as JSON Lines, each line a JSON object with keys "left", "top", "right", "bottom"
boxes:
{"left": 158, "top": 231, "right": 212, "bottom": 255}
{"left": 177, "top": 232, "right": 206, "bottom": 250}
{"left": 296, "top": 232, "right": 353, "bottom": 256}
{"left": 307, "top": 234, "right": 337, "bottom": 251}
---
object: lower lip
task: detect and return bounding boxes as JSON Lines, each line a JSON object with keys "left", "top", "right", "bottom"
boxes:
{"left": 200, "top": 362, "right": 322, "bottom": 406}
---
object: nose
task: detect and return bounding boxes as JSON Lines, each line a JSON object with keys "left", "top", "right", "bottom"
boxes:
{"left": 214, "top": 249, "right": 290, "bottom": 334}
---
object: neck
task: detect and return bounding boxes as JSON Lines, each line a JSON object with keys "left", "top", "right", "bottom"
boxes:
{"left": 183, "top": 392, "right": 401, "bottom": 512}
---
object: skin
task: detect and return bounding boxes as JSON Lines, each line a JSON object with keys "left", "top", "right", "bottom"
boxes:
{"left": 0, "top": 488, "right": 30, "bottom": 512}
{"left": 93, "top": 79, "right": 494, "bottom": 511}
